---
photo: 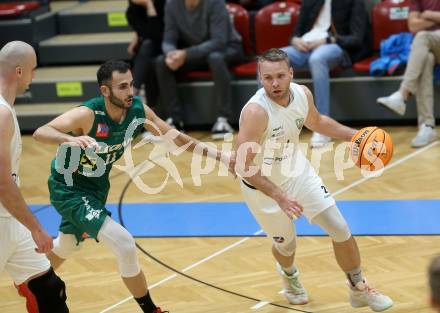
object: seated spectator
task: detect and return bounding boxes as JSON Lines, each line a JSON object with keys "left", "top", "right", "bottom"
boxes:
{"left": 279, "top": 0, "right": 371, "bottom": 148}
{"left": 226, "top": 0, "right": 274, "bottom": 11}
{"left": 429, "top": 255, "right": 440, "bottom": 312}
{"left": 155, "top": 0, "right": 244, "bottom": 139}
{"left": 377, "top": 0, "right": 439, "bottom": 148}
{"left": 126, "top": 0, "right": 165, "bottom": 106}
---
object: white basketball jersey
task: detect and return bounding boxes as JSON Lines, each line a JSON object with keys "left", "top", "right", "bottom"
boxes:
{"left": 240, "top": 83, "right": 311, "bottom": 186}
{"left": 0, "top": 94, "right": 22, "bottom": 217}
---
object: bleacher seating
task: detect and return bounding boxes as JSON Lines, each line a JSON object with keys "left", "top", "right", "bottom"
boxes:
{"left": 4, "top": 0, "right": 439, "bottom": 130}
{"left": 0, "top": 2, "right": 42, "bottom": 18}
{"left": 353, "top": 0, "right": 410, "bottom": 73}
{"left": 234, "top": 1, "right": 300, "bottom": 76}
{"left": 0, "top": 1, "right": 54, "bottom": 50}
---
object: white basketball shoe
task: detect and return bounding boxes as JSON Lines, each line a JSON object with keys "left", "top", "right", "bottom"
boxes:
{"left": 349, "top": 279, "right": 393, "bottom": 312}
{"left": 276, "top": 263, "right": 309, "bottom": 305}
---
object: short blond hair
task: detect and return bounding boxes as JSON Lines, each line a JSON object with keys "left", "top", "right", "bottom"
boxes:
{"left": 257, "top": 48, "right": 290, "bottom": 68}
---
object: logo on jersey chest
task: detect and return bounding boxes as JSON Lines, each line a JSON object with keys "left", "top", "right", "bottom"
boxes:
{"left": 96, "top": 123, "right": 109, "bottom": 138}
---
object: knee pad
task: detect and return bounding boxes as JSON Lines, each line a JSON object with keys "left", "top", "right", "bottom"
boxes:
{"left": 52, "top": 232, "right": 81, "bottom": 259}
{"left": 18, "top": 268, "right": 68, "bottom": 313}
{"left": 98, "top": 217, "right": 140, "bottom": 277}
{"left": 312, "top": 205, "right": 351, "bottom": 242}
{"left": 273, "top": 237, "right": 297, "bottom": 257}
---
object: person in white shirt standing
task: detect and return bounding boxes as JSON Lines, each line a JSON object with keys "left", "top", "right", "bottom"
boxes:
{"left": 281, "top": 0, "right": 371, "bottom": 148}
{"left": 236, "top": 48, "right": 392, "bottom": 311}
{"left": 0, "top": 41, "right": 69, "bottom": 313}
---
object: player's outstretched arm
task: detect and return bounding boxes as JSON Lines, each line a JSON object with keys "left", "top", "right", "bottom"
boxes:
{"left": 143, "top": 104, "right": 233, "bottom": 167}
{"left": 302, "top": 85, "right": 357, "bottom": 141}
{"left": 33, "top": 107, "right": 98, "bottom": 149}
{"left": 0, "top": 108, "right": 53, "bottom": 253}
{"left": 235, "top": 103, "right": 303, "bottom": 220}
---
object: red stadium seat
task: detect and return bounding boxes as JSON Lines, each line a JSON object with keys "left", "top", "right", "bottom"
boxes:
{"left": 254, "top": 1, "right": 300, "bottom": 54}
{"left": 233, "top": 60, "right": 257, "bottom": 76}
{"left": 372, "top": 0, "right": 410, "bottom": 50}
{"left": 352, "top": 56, "right": 379, "bottom": 73}
{"left": 0, "top": 2, "right": 41, "bottom": 18}
{"left": 226, "top": 3, "right": 252, "bottom": 56}
{"left": 232, "top": 1, "right": 300, "bottom": 77}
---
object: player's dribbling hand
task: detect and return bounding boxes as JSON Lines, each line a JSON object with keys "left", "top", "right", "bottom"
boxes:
{"left": 277, "top": 194, "right": 303, "bottom": 220}
{"left": 31, "top": 228, "right": 54, "bottom": 254}
{"left": 64, "top": 135, "right": 99, "bottom": 150}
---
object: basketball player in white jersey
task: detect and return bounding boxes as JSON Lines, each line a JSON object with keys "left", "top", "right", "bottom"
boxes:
{"left": 0, "top": 41, "right": 69, "bottom": 312}
{"left": 235, "top": 48, "right": 393, "bottom": 311}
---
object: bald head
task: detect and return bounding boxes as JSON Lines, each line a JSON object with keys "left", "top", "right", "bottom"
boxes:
{"left": 0, "top": 41, "right": 37, "bottom": 95}
{"left": 0, "top": 41, "right": 35, "bottom": 72}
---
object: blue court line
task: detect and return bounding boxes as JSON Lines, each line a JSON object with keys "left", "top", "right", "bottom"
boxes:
{"left": 31, "top": 200, "right": 440, "bottom": 237}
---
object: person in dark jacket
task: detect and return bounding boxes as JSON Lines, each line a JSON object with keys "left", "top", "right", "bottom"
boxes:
{"left": 280, "top": 0, "right": 372, "bottom": 148}
{"left": 126, "top": 0, "right": 165, "bottom": 106}
{"left": 155, "top": 0, "right": 244, "bottom": 139}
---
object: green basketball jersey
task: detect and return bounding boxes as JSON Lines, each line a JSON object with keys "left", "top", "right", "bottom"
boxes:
{"left": 49, "top": 96, "right": 146, "bottom": 198}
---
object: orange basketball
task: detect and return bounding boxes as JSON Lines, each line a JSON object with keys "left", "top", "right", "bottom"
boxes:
{"left": 350, "top": 127, "right": 393, "bottom": 171}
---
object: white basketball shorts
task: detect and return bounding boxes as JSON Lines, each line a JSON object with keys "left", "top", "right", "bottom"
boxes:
{"left": 240, "top": 166, "right": 335, "bottom": 242}
{"left": 0, "top": 217, "right": 50, "bottom": 284}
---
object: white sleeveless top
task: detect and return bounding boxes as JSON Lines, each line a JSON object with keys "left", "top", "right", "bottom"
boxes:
{"left": 0, "top": 95, "right": 22, "bottom": 217}
{"left": 240, "top": 83, "right": 311, "bottom": 186}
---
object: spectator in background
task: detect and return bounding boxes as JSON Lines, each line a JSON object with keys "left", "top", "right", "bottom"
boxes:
{"left": 280, "top": 0, "right": 371, "bottom": 148}
{"left": 126, "top": 0, "right": 165, "bottom": 106}
{"left": 155, "top": 0, "right": 244, "bottom": 139}
{"left": 377, "top": 0, "right": 440, "bottom": 148}
{"left": 429, "top": 255, "right": 440, "bottom": 312}
{"left": 226, "top": 0, "right": 274, "bottom": 11}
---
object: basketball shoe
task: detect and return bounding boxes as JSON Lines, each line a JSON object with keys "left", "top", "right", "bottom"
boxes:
{"left": 211, "top": 116, "right": 233, "bottom": 140}
{"left": 276, "top": 263, "right": 308, "bottom": 305}
{"left": 154, "top": 308, "right": 169, "bottom": 313}
{"left": 348, "top": 279, "right": 393, "bottom": 312}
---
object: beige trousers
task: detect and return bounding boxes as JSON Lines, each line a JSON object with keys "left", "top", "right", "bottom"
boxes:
{"left": 401, "top": 30, "right": 440, "bottom": 126}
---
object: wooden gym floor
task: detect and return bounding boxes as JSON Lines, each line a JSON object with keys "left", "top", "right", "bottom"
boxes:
{"left": 0, "top": 126, "right": 439, "bottom": 313}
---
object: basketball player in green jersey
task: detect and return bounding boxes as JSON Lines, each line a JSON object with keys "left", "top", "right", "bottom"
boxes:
{"left": 33, "top": 60, "right": 231, "bottom": 313}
